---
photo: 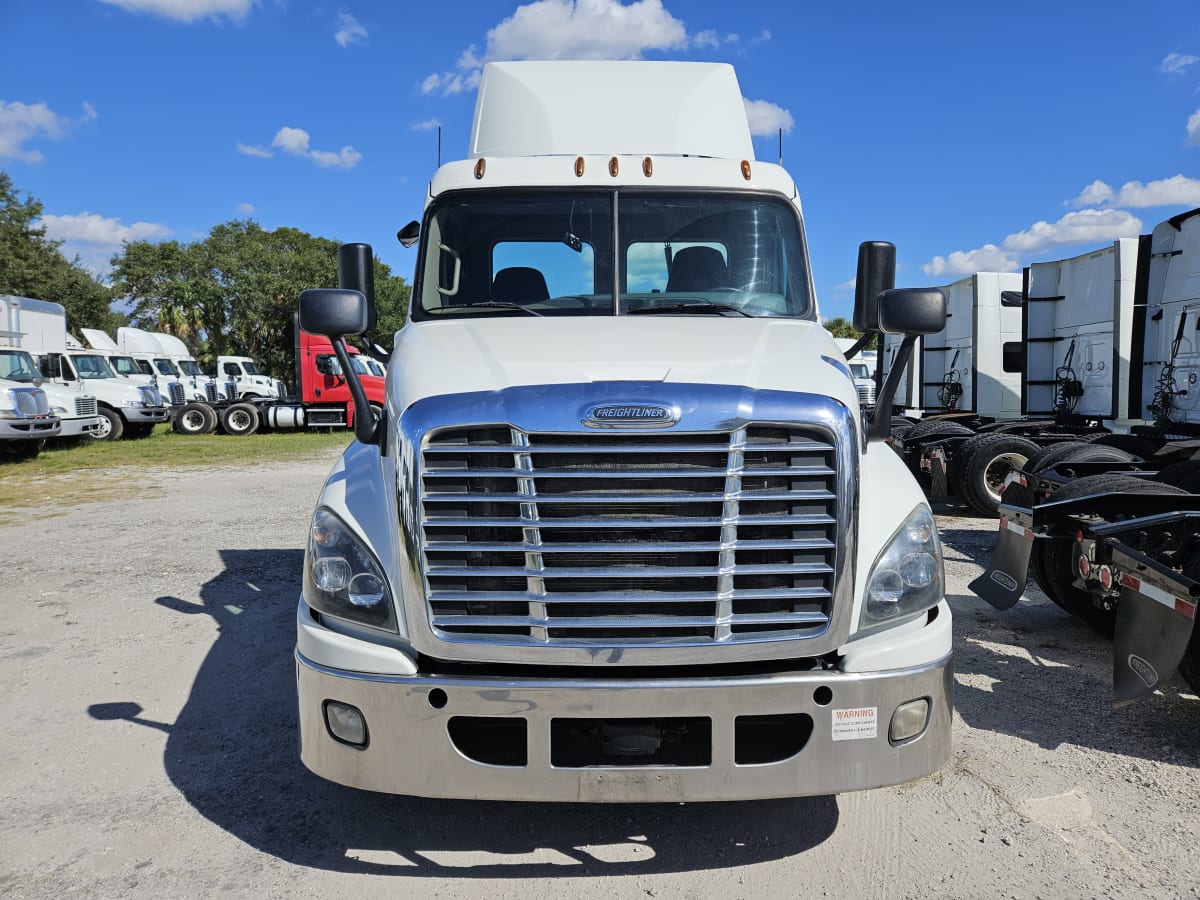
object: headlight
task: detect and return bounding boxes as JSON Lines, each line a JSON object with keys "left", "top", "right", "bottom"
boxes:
{"left": 860, "top": 505, "right": 943, "bottom": 632}
{"left": 122, "top": 399, "right": 143, "bottom": 408}
{"left": 304, "top": 507, "right": 396, "bottom": 631}
{"left": 51, "top": 405, "right": 68, "bottom": 415}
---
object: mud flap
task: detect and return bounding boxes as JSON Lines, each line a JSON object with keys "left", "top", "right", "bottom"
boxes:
{"left": 1112, "top": 579, "right": 1198, "bottom": 702}
{"left": 968, "top": 517, "right": 1034, "bottom": 610}
{"left": 927, "top": 446, "right": 949, "bottom": 502}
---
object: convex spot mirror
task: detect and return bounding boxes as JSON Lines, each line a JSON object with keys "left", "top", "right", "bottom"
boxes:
{"left": 299, "top": 288, "right": 369, "bottom": 338}
{"left": 877, "top": 288, "right": 946, "bottom": 336}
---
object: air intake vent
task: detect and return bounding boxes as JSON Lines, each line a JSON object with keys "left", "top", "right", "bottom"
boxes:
{"left": 75, "top": 397, "right": 98, "bottom": 417}
{"left": 418, "top": 425, "right": 838, "bottom": 648}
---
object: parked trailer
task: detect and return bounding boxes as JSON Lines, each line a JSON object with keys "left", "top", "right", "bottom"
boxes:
{"left": 969, "top": 210, "right": 1200, "bottom": 699}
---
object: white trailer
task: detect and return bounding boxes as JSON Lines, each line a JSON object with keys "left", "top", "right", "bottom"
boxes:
{"left": 291, "top": 60, "right": 952, "bottom": 802}
{"left": 1140, "top": 209, "right": 1200, "bottom": 430}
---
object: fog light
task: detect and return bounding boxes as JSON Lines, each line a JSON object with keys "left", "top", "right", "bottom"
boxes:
{"left": 324, "top": 700, "right": 368, "bottom": 747}
{"left": 889, "top": 699, "right": 929, "bottom": 743}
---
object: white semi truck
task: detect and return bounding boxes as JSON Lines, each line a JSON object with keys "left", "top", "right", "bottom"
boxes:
{"left": 5, "top": 297, "right": 169, "bottom": 440}
{"left": 292, "top": 61, "right": 951, "bottom": 802}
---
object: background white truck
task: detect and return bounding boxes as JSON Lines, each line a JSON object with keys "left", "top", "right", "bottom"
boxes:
{"left": 5, "top": 296, "right": 168, "bottom": 440}
{"left": 292, "top": 60, "right": 951, "bottom": 803}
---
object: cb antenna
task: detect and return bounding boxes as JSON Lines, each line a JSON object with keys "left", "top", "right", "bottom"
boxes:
{"left": 778, "top": 127, "right": 783, "bottom": 166}
{"left": 437, "top": 126, "right": 442, "bottom": 168}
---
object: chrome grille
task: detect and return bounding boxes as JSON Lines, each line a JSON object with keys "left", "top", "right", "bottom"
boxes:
{"left": 225, "top": 380, "right": 239, "bottom": 400}
{"left": 168, "top": 382, "right": 186, "bottom": 406}
{"left": 74, "top": 396, "right": 98, "bottom": 417}
{"left": 856, "top": 382, "right": 876, "bottom": 406}
{"left": 9, "top": 387, "right": 50, "bottom": 417}
{"left": 419, "top": 425, "right": 838, "bottom": 647}
{"left": 205, "top": 382, "right": 219, "bottom": 402}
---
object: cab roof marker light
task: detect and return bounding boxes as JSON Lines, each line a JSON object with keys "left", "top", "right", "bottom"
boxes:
{"left": 574, "top": 156, "right": 585, "bottom": 177}
{"left": 474, "top": 158, "right": 486, "bottom": 179}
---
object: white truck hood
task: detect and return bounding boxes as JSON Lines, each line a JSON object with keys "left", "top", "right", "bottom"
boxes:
{"left": 390, "top": 317, "right": 859, "bottom": 413}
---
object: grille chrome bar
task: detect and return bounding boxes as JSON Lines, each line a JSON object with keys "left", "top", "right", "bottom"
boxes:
{"left": 418, "top": 420, "right": 840, "bottom": 649}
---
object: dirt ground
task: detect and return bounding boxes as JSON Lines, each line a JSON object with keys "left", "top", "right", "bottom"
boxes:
{"left": 1, "top": 454, "right": 1198, "bottom": 898}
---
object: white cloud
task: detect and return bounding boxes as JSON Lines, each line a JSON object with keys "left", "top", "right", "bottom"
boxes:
{"left": 1161, "top": 52, "right": 1199, "bottom": 75}
{"left": 98, "top": 0, "right": 253, "bottom": 23}
{"left": 1069, "top": 175, "right": 1200, "bottom": 208}
{"left": 268, "top": 126, "right": 362, "bottom": 169}
{"left": 743, "top": 98, "right": 794, "bottom": 137}
{"left": 335, "top": 12, "right": 367, "bottom": 48}
{"left": 1001, "top": 209, "right": 1143, "bottom": 254}
{"left": 39, "top": 212, "right": 172, "bottom": 276}
{"left": 693, "top": 30, "right": 720, "bottom": 49}
{"left": 236, "top": 142, "right": 273, "bottom": 158}
{"left": 236, "top": 203, "right": 255, "bottom": 215}
{"left": 411, "top": 119, "right": 442, "bottom": 131}
{"left": 0, "top": 100, "right": 95, "bottom": 163}
{"left": 923, "top": 209, "right": 1144, "bottom": 278}
{"left": 421, "top": 0, "right": 688, "bottom": 96}
{"left": 486, "top": 0, "right": 686, "bottom": 60}
{"left": 310, "top": 146, "right": 363, "bottom": 169}
{"left": 1189, "top": 108, "right": 1200, "bottom": 147}
{"left": 923, "top": 245, "right": 1019, "bottom": 279}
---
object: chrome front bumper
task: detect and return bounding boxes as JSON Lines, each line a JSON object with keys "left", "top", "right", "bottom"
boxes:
{"left": 129, "top": 407, "right": 171, "bottom": 423}
{"left": 297, "top": 649, "right": 952, "bottom": 802}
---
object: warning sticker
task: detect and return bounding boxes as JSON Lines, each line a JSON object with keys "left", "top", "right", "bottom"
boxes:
{"left": 831, "top": 707, "right": 878, "bottom": 741}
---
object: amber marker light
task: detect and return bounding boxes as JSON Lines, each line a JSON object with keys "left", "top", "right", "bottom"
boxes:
{"left": 642, "top": 157, "right": 653, "bottom": 177}
{"left": 740, "top": 160, "right": 752, "bottom": 180}
{"left": 474, "top": 158, "right": 486, "bottom": 179}
{"left": 575, "top": 156, "right": 585, "bottom": 177}
{"left": 609, "top": 156, "right": 619, "bottom": 176}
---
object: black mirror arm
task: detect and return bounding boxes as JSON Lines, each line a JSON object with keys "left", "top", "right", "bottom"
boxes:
{"left": 868, "top": 335, "right": 916, "bottom": 443}
{"left": 360, "top": 333, "right": 391, "bottom": 364}
{"left": 330, "top": 337, "right": 378, "bottom": 445}
{"left": 842, "top": 331, "right": 876, "bottom": 361}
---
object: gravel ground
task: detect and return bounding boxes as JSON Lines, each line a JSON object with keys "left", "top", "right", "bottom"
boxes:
{"left": 1, "top": 454, "right": 1198, "bottom": 898}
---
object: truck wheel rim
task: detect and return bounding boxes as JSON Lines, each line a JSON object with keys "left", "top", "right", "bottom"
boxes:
{"left": 985, "top": 453, "right": 1030, "bottom": 501}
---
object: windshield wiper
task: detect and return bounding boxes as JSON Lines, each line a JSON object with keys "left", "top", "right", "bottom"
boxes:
{"left": 431, "top": 302, "right": 544, "bottom": 317}
{"left": 628, "top": 301, "right": 753, "bottom": 317}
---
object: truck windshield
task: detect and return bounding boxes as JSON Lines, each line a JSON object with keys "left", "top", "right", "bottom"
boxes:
{"left": 178, "top": 360, "right": 204, "bottom": 376}
{"left": 414, "top": 190, "right": 813, "bottom": 319}
{"left": 849, "top": 363, "right": 871, "bottom": 379}
{"left": 0, "top": 349, "right": 42, "bottom": 383}
{"left": 241, "top": 362, "right": 260, "bottom": 376}
{"left": 109, "top": 356, "right": 141, "bottom": 376}
{"left": 154, "top": 359, "right": 178, "bottom": 376}
{"left": 73, "top": 354, "right": 116, "bottom": 378}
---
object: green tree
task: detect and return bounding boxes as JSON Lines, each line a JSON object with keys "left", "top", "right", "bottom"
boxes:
{"left": 0, "top": 170, "right": 119, "bottom": 333}
{"left": 111, "top": 219, "right": 410, "bottom": 379}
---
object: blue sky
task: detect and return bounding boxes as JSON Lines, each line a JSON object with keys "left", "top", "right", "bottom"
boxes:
{"left": 2, "top": 0, "right": 1198, "bottom": 321}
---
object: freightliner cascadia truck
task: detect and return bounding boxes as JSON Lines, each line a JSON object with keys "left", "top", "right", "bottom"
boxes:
{"left": 293, "top": 61, "right": 951, "bottom": 802}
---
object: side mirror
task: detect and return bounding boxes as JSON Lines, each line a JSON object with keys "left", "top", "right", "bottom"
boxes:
{"left": 853, "top": 241, "right": 896, "bottom": 332}
{"left": 338, "top": 244, "right": 376, "bottom": 333}
{"left": 396, "top": 221, "right": 420, "bottom": 248}
{"left": 298, "top": 288, "right": 369, "bottom": 338}
{"left": 877, "top": 288, "right": 947, "bottom": 336}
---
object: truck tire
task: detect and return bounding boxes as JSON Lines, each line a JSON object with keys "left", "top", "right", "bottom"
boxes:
{"left": 125, "top": 422, "right": 156, "bottom": 439}
{"left": 219, "top": 402, "right": 260, "bottom": 436}
{"left": 1087, "top": 433, "right": 1159, "bottom": 460}
{"left": 0, "top": 439, "right": 43, "bottom": 461}
{"left": 1154, "top": 460, "right": 1200, "bottom": 493}
{"left": 955, "top": 433, "right": 1042, "bottom": 516}
{"left": 1177, "top": 554, "right": 1200, "bottom": 694}
{"left": 1028, "top": 440, "right": 1092, "bottom": 474}
{"left": 92, "top": 407, "right": 124, "bottom": 441}
{"left": 1039, "top": 474, "right": 1188, "bottom": 635}
{"left": 900, "top": 421, "right": 975, "bottom": 487}
{"left": 1045, "top": 444, "right": 1137, "bottom": 478}
{"left": 172, "top": 402, "right": 217, "bottom": 435}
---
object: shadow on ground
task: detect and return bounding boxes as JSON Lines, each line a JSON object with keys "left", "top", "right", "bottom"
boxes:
{"left": 89, "top": 549, "right": 839, "bottom": 876}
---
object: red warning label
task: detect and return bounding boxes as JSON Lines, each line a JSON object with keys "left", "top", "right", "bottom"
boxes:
{"left": 831, "top": 707, "right": 878, "bottom": 741}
